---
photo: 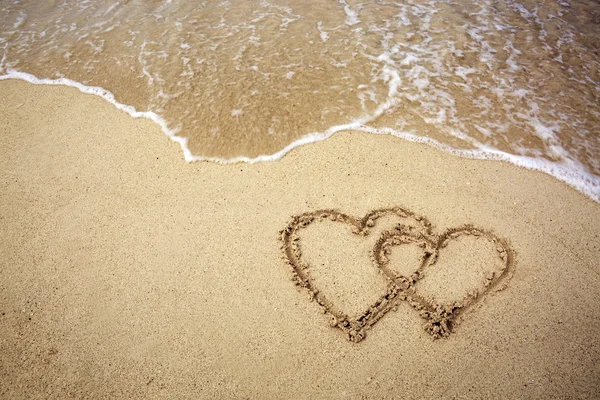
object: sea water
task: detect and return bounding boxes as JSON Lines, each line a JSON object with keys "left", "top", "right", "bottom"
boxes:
{"left": 1, "top": 0, "right": 598, "bottom": 201}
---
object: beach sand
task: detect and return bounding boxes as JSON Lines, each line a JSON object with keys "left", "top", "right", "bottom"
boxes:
{"left": 1, "top": 79, "right": 599, "bottom": 398}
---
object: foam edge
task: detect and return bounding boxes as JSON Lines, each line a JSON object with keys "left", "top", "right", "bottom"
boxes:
{"left": 1, "top": 71, "right": 598, "bottom": 203}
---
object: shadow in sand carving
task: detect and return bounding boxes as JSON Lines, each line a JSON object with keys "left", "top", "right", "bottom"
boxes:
{"left": 279, "top": 207, "right": 515, "bottom": 343}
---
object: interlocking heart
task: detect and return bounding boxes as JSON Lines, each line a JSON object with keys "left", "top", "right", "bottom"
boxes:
{"left": 280, "top": 207, "right": 515, "bottom": 342}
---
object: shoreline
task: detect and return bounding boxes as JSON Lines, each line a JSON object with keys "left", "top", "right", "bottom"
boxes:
{"left": 1, "top": 73, "right": 598, "bottom": 203}
{"left": 1, "top": 79, "right": 599, "bottom": 398}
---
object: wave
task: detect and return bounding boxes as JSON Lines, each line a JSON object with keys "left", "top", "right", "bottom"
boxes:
{"left": 2, "top": 70, "right": 598, "bottom": 203}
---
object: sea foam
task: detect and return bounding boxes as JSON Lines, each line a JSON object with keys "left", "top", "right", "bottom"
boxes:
{"left": 1, "top": 0, "right": 598, "bottom": 202}
{"left": 1, "top": 70, "right": 598, "bottom": 203}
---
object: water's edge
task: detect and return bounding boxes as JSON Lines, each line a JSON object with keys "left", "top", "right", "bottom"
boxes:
{"left": 2, "top": 71, "right": 598, "bottom": 203}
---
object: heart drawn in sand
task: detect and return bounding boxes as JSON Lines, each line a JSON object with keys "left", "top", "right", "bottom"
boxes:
{"left": 280, "top": 207, "right": 515, "bottom": 343}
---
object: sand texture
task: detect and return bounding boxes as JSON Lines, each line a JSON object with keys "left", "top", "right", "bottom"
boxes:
{"left": 1, "top": 79, "right": 599, "bottom": 399}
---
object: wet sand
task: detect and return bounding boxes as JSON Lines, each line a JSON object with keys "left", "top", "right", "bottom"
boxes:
{"left": 1, "top": 79, "right": 599, "bottom": 399}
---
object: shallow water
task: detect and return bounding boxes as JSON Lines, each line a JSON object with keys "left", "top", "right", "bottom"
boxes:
{"left": 1, "top": 0, "right": 599, "bottom": 200}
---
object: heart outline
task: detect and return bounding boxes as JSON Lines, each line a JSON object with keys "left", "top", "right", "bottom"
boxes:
{"left": 280, "top": 207, "right": 515, "bottom": 342}
{"left": 280, "top": 207, "right": 432, "bottom": 342}
{"left": 373, "top": 225, "right": 515, "bottom": 338}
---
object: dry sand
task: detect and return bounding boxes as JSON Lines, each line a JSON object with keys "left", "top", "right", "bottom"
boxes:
{"left": 1, "top": 79, "right": 599, "bottom": 399}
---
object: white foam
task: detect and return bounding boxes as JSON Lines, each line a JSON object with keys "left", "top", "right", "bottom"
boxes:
{"left": 0, "top": 71, "right": 195, "bottom": 162}
{"left": 13, "top": 11, "right": 26, "bottom": 30}
{"left": 103, "top": 2, "right": 119, "bottom": 16}
{"left": 1, "top": 70, "right": 598, "bottom": 203}
{"left": 339, "top": 0, "right": 360, "bottom": 26}
{"left": 356, "top": 125, "right": 600, "bottom": 203}
{"left": 455, "top": 66, "right": 477, "bottom": 81}
{"left": 317, "top": 21, "right": 329, "bottom": 42}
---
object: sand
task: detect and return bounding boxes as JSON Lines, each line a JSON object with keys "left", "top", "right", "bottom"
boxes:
{"left": 1, "top": 79, "right": 599, "bottom": 399}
